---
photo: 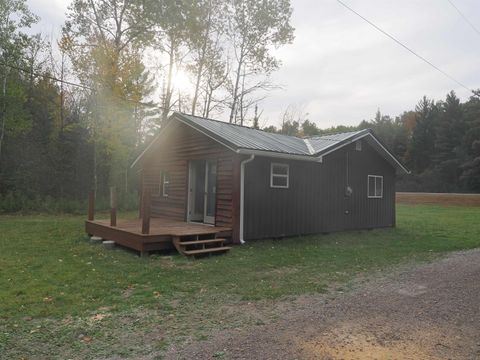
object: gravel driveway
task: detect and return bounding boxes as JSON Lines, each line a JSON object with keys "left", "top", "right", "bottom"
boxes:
{"left": 164, "top": 249, "right": 480, "bottom": 359}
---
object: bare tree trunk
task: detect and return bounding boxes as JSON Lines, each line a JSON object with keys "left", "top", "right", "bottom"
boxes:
{"left": 125, "top": 166, "right": 128, "bottom": 195}
{"left": 205, "top": 87, "right": 213, "bottom": 118}
{"left": 191, "top": 5, "right": 212, "bottom": 116}
{"left": 239, "top": 66, "right": 246, "bottom": 125}
{"left": 162, "top": 37, "right": 175, "bottom": 123}
{"left": 229, "top": 50, "right": 244, "bottom": 123}
{"left": 0, "top": 66, "right": 8, "bottom": 163}
{"left": 60, "top": 52, "right": 65, "bottom": 132}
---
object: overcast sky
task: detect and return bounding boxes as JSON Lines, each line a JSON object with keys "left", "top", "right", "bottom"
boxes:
{"left": 26, "top": 0, "right": 480, "bottom": 128}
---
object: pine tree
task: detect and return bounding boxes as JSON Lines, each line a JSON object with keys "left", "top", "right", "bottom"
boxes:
{"left": 406, "top": 97, "right": 437, "bottom": 173}
{"left": 433, "top": 91, "right": 466, "bottom": 190}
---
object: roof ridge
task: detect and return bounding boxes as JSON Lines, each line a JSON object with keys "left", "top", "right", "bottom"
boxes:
{"left": 308, "top": 129, "right": 367, "bottom": 139}
{"left": 303, "top": 138, "right": 315, "bottom": 155}
{"left": 176, "top": 112, "right": 366, "bottom": 141}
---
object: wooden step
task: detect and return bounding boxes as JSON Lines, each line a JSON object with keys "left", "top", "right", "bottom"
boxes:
{"left": 183, "top": 246, "right": 232, "bottom": 256}
{"left": 179, "top": 238, "right": 225, "bottom": 246}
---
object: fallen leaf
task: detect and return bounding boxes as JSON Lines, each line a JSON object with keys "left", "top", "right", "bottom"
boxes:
{"left": 91, "top": 313, "right": 107, "bottom": 321}
{"left": 80, "top": 335, "right": 93, "bottom": 343}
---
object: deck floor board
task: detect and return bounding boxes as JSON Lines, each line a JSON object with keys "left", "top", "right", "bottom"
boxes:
{"left": 85, "top": 217, "right": 232, "bottom": 254}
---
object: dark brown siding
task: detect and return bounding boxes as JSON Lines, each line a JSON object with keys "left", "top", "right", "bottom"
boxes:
{"left": 244, "top": 141, "right": 396, "bottom": 240}
{"left": 141, "top": 122, "right": 241, "bottom": 242}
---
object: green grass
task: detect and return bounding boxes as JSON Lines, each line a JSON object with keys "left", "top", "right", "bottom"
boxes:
{"left": 0, "top": 205, "right": 479, "bottom": 359}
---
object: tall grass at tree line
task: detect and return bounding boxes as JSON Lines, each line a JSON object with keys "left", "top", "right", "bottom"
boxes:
{"left": 0, "top": 191, "right": 139, "bottom": 214}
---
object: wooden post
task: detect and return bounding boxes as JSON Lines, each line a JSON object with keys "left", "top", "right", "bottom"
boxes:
{"left": 139, "top": 169, "right": 144, "bottom": 219}
{"left": 88, "top": 190, "right": 95, "bottom": 221}
{"left": 110, "top": 186, "right": 117, "bottom": 227}
{"left": 142, "top": 188, "right": 151, "bottom": 234}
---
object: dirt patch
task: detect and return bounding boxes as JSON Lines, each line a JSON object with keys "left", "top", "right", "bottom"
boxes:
{"left": 163, "top": 249, "right": 480, "bottom": 359}
{"left": 397, "top": 192, "right": 480, "bottom": 207}
{"left": 299, "top": 322, "right": 445, "bottom": 360}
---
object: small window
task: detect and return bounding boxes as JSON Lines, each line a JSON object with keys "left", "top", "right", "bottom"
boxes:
{"left": 270, "top": 163, "right": 289, "bottom": 189}
{"left": 162, "top": 172, "right": 170, "bottom": 197}
{"left": 355, "top": 140, "right": 362, "bottom": 151}
{"left": 368, "top": 175, "right": 383, "bottom": 198}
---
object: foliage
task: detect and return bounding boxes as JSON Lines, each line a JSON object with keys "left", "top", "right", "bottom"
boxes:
{"left": 273, "top": 91, "right": 480, "bottom": 193}
{"left": 1, "top": 204, "right": 480, "bottom": 358}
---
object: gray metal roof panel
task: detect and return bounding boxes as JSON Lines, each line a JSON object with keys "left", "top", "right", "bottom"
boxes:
{"left": 132, "top": 113, "right": 408, "bottom": 173}
{"left": 177, "top": 113, "right": 312, "bottom": 155}
{"left": 308, "top": 130, "right": 366, "bottom": 153}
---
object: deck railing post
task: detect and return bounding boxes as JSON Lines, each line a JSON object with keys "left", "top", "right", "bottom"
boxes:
{"left": 88, "top": 190, "right": 95, "bottom": 221}
{"left": 110, "top": 186, "right": 117, "bottom": 227}
{"left": 142, "top": 188, "right": 151, "bottom": 234}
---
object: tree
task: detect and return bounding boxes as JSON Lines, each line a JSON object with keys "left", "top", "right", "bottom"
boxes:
{"left": 460, "top": 91, "right": 480, "bottom": 191}
{"left": 0, "top": 0, "right": 38, "bottom": 163}
{"left": 62, "top": 0, "right": 156, "bottom": 195}
{"left": 405, "top": 97, "right": 437, "bottom": 173}
{"left": 226, "top": 0, "right": 294, "bottom": 125}
{"left": 433, "top": 91, "right": 465, "bottom": 190}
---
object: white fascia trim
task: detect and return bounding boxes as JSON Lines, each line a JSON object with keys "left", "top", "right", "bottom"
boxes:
{"left": 237, "top": 148, "right": 322, "bottom": 162}
{"left": 367, "top": 134, "right": 411, "bottom": 174}
{"left": 240, "top": 154, "right": 255, "bottom": 244}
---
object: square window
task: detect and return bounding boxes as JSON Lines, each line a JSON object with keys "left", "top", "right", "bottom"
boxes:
{"left": 368, "top": 175, "right": 383, "bottom": 198}
{"left": 270, "top": 163, "right": 289, "bottom": 189}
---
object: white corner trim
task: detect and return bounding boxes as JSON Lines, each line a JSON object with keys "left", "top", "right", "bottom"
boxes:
{"left": 240, "top": 154, "right": 255, "bottom": 244}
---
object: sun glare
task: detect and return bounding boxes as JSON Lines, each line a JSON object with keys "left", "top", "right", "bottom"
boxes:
{"left": 171, "top": 69, "right": 192, "bottom": 92}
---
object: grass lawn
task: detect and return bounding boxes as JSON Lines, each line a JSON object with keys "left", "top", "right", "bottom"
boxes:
{"left": 1, "top": 204, "right": 479, "bottom": 359}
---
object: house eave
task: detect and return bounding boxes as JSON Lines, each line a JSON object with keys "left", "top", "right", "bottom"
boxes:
{"left": 236, "top": 148, "right": 322, "bottom": 162}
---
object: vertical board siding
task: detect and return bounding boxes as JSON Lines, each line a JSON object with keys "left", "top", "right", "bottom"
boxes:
{"left": 244, "top": 141, "right": 396, "bottom": 240}
{"left": 141, "top": 122, "right": 240, "bottom": 232}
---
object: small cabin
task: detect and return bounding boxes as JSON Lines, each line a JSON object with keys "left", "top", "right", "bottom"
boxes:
{"left": 86, "top": 112, "right": 409, "bottom": 255}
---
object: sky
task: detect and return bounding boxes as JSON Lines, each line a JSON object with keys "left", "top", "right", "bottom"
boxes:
{"left": 26, "top": 0, "right": 480, "bottom": 128}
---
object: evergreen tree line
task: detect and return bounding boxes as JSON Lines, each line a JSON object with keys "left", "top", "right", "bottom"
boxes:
{"left": 0, "top": 0, "right": 478, "bottom": 214}
{"left": 268, "top": 91, "right": 480, "bottom": 193}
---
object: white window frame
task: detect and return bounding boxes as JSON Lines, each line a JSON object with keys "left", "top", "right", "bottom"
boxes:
{"left": 367, "top": 175, "right": 383, "bottom": 198}
{"left": 270, "top": 163, "right": 289, "bottom": 189}
{"left": 162, "top": 172, "right": 170, "bottom": 197}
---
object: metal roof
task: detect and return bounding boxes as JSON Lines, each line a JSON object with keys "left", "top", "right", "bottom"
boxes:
{"left": 131, "top": 112, "right": 409, "bottom": 173}
{"left": 307, "top": 130, "right": 367, "bottom": 154}
{"left": 176, "top": 113, "right": 312, "bottom": 155}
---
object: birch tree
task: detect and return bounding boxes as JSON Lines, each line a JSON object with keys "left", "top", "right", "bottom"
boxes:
{"left": 0, "top": 0, "right": 38, "bottom": 162}
{"left": 226, "top": 0, "right": 294, "bottom": 124}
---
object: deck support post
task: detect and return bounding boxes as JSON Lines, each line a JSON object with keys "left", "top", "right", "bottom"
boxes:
{"left": 141, "top": 188, "right": 151, "bottom": 234}
{"left": 88, "top": 190, "right": 95, "bottom": 221}
{"left": 110, "top": 186, "right": 117, "bottom": 227}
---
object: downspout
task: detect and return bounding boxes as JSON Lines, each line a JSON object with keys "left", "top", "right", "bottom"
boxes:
{"left": 239, "top": 154, "right": 255, "bottom": 244}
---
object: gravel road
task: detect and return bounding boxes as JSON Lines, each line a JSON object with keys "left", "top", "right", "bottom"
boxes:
{"left": 164, "top": 249, "right": 480, "bottom": 359}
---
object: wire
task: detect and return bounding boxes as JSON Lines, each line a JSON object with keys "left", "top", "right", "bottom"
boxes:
{"left": 0, "top": 61, "right": 159, "bottom": 108}
{"left": 336, "top": 0, "right": 474, "bottom": 94}
{"left": 446, "top": 0, "right": 480, "bottom": 37}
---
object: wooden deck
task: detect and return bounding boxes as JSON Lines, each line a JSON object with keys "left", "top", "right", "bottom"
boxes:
{"left": 85, "top": 218, "right": 232, "bottom": 256}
